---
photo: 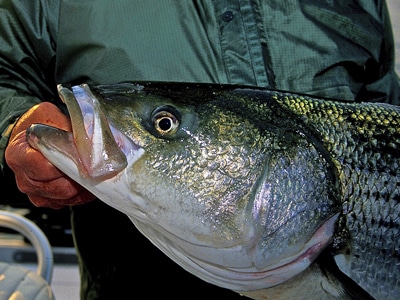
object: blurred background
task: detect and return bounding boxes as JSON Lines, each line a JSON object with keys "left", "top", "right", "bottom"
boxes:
{"left": 388, "top": 0, "right": 400, "bottom": 76}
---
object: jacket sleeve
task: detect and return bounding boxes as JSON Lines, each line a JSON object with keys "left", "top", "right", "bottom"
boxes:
{"left": 0, "top": 0, "right": 60, "bottom": 174}
{"left": 299, "top": 0, "right": 400, "bottom": 104}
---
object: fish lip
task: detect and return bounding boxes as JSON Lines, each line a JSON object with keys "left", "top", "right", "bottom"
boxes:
{"left": 57, "top": 83, "right": 142, "bottom": 180}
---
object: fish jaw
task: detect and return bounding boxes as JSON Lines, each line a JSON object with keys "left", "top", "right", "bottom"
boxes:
{"left": 27, "top": 124, "right": 87, "bottom": 180}
{"left": 26, "top": 84, "right": 143, "bottom": 183}
{"left": 130, "top": 212, "right": 339, "bottom": 291}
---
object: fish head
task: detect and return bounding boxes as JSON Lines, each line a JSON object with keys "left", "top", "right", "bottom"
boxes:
{"left": 27, "top": 82, "right": 340, "bottom": 291}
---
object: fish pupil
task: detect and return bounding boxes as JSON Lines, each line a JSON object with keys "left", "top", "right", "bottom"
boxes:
{"left": 159, "top": 117, "right": 172, "bottom": 131}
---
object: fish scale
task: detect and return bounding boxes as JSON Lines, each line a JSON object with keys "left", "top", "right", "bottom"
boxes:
{"left": 276, "top": 95, "right": 400, "bottom": 299}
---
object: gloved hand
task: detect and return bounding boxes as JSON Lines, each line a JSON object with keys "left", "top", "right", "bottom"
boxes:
{"left": 5, "top": 102, "right": 96, "bottom": 209}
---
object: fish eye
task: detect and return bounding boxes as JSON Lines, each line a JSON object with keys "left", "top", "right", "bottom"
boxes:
{"left": 152, "top": 109, "right": 180, "bottom": 135}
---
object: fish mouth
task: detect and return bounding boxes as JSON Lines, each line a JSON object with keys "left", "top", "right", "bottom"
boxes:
{"left": 60, "top": 83, "right": 144, "bottom": 180}
{"left": 27, "top": 84, "right": 142, "bottom": 182}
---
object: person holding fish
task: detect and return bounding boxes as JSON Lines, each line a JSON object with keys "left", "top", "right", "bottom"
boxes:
{"left": 1, "top": 1, "right": 399, "bottom": 299}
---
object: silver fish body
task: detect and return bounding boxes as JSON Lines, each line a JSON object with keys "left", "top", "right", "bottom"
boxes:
{"left": 26, "top": 82, "right": 400, "bottom": 299}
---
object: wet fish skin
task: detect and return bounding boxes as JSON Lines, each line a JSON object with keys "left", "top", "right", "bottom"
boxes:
{"left": 26, "top": 82, "right": 400, "bottom": 299}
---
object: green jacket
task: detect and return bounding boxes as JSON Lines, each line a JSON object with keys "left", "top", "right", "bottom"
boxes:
{"left": 1, "top": 0, "right": 399, "bottom": 172}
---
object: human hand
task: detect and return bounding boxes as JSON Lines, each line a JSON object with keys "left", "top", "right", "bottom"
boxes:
{"left": 5, "top": 102, "right": 96, "bottom": 209}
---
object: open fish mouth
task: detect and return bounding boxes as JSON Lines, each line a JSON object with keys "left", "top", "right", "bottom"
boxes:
{"left": 28, "top": 84, "right": 143, "bottom": 182}
{"left": 61, "top": 83, "right": 141, "bottom": 180}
